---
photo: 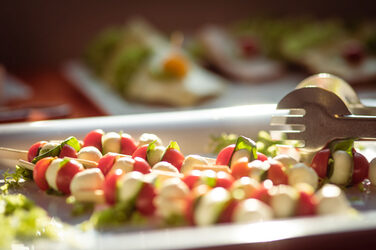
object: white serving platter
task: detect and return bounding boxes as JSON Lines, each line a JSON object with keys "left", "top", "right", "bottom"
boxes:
{"left": 2, "top": 103, "right": 376, "bottom": 249}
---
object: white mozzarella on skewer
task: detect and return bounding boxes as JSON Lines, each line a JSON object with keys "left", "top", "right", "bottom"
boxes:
{"left": 273, "top": 154, "right": 297, "bottom": 168}
{"left": 233, "top": 198, "right": 273, "bottom": 223}
{"left": 45, "top": 158, "right": 65, "bottom": 191}
{"left": 288, "top": 163, "right": 319, "bottom": 190}
{"left": 315, "top": 184, "right": 350, "bottom": 215}
{"left": 329, "top": 150, "right": 353, "bottom": 185}
{"left": 155, "top": 178, "right": 189, "bottom": 218}
{"left": 138, "top": 133, "right": 162, "bottom": 147}
{"left": 152, "top": 161, "right": 179, "bottom": 173}
{"left": 112, "top": 156, "right": 135, "bottom": 172}
{"left": 102, "top": 132, "right": 121, "bottom": 154}
{"left": 180, "top": 155, "right": 209, "bottom": 174}
{"left": 147, "top": 146, "right": 166, "bottom": 166}
{"left": 78, "top": 146, "right": 103, "bottom": 162}
{"left": 231, "top": 177, "right": 260, "bottom": 200}
{"left": 118, "top": 172, "right": 144, "bottom": 202}
{"left": 248, "top": 160, "right": 270, "bottom": 182}
{"left": 70, "top": 168, "right": 104, "bottom": 194}
{"left": 269, "top": 185, "right": 298, "bottom": 218}
{"left": 194, "top": 187, "right": 231, "bottom": 226}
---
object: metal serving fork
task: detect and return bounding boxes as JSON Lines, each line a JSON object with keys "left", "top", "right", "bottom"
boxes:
{"left": 270, "top": 87, "right": 376, "bottom": 153}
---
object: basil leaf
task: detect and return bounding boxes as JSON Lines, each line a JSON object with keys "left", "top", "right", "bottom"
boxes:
{"left": 329, "top": 139, "right": 354, "bottom": 157}
{"left": 233, "top": 136, "right": 257, "bottom": 161}
{"left": 166, "top": 141, "right": 180, "bottom": 151}
{"left": 31, "top": 136, "right": 81, "bottom": 163}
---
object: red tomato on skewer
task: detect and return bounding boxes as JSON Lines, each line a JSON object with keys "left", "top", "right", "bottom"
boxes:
{"left": 120, "top": 134, "right": 138, "bottom": 156}
{"left": 83, "top": 129, "right": 104, "bottom": 152}
{"left": 33, "top": 157, "right": 54, "bottom": 191}
{"left": 27, "top": 141, "right": 47, "bottom": 162}
{"left": 216, "top": 145, "right": 235, "bottom": 166}
{"left": 351, "top": 149, "right": 369, "bottom": 185}
{"left": 162, "top": 148, "right": 185, "bottom": 172}
{"left": 311, "top": 148, "right": 330, "bottom": 178}
{"left": 56, "top": 160, "right": 83, "bottom": 195}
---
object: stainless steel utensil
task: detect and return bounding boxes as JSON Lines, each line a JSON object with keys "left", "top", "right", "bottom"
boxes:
{"left": 271, "top": 87, "right": 376, "bottom": 153}
{"left": 296, "top": 73, "right": 376, "bottom": 115}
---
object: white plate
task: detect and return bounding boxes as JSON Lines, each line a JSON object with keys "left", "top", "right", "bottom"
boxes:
{"left": 62, "top": 61, "right": 302, "bottom": 115}
{"left": 2, "top": 100, "right": 376, "bottom": 249}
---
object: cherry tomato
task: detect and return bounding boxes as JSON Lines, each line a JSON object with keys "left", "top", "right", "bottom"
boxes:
{"left": 103, "top": 168, "right": 125, "bottom": 205}
{"left": 351, "top": 149, "right": 369, "bottom": 185}
{"left": 215, "top": 171, "right": 235, "bottom": 189}
{"left": 216, "top": 145, "right": 235, "bottom": 166}
{"left": 162, "top": 148, "right": 185, "bottom": 172}
{"left": 83, "top": 129, "right": 104, "bottom": 151}
{"left": 132, "top": 145, "right": 148, "bottom": 161}
{"left": 59, "top": 144, "right": 78, "bottom": 158}
{"left": 267, "top": 160, "right": 288, "bottom": 185}
{"left": 184, "top": 194, "right": 195, "bottom": 225}
{"left": 56, "top": 160, "right": 83, "bottom": 194}
{"left": 182, "top": 170, "right": 201, "bottom": 190}
{"left": 296, "top": 191, "right": 317, "bottom": 216}
{"left": 256, "top": 152, "right": 268, "bottom": 162}
{"left": 98, "top": 153, "right": 118, "bottom": 176}
{"left": 231, "top": 158, "right": 250, "bottom": 179}
{"left": 250, "top": 185, "right": 271, "bottom": 205}
{"left": 133, "top": 157, "right": 151, "bottom": 174}
{"left": 33, "top": 157, "right": 54, "bottom": 191}
{"left": 311, "top": 148, "right": 330, "bottom": 178}
{"left": 135, "top": 183, "right": 156, "bottom": 216}
{"left": 27, "top": 141, "right": 47, "bottom": 162}
{"left": 218, "top": 200, "right": 238, "bottom": 223}
{"left": 120, "top": 135, "right": 138, "bottom": 156}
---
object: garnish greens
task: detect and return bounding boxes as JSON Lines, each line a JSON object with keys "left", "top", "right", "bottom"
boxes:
{"left": 209, "top": 131, "right": 293, "bottom": 157}
{"left": 0, "top": 194, "right": 61, "bottom": 248}
{"left": 233, "top": 136, "right": 257, "bottom": 161}
{"left": 1, "top": 166, "right": 33, "bottom": 194}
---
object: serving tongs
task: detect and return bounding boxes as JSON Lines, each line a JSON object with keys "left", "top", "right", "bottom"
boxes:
{"left": 270, "top": 86, "right": 376, "bottom": 160}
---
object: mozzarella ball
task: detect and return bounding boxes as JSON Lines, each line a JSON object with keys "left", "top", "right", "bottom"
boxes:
{"left": 248, "top": 160, "right": 270, "bottom": 182}
{"left": 118, "top": 171, "right": 144, "bottom": 202}
{"left": 40, "top": 142, "right": 60, "bottom": 155}
{"left": 180, "top": 155, "right": 209, "bottom": 174}
{"left": 152, "top": 161, "right": 179, "bottom": 173}
{"left": 288, "top": 163, "right": 319, "bottom": 190}
{"left": 194, "top": 187, "right": 231, "bottom": 226}
{"left": 273, "top": 154, "right": 298, "bottom": 168}
{"left": 330, "top": 150, "right": 353, "bottom": 185}
{"left": 45, "top": 158, "right": 66, "bottom": 191}
{"left": 147, "top": 146, "right": 166, "bottom": 166}
{"left": 315, "top": 184, "right": 350, "bottom": 215}
{"left": 158, "top": 178, "right": 189, "bottom": 199}
{"left": 112, "top": 156, "right": 135, "bottom": 173}
{"left": 368, "top": 158, "right": 376, "bottom": 186}
{"left": 138, "top": 133, "right": 162, "bottom": 147}
{"left": 233, "top": 198, "right": 273, "bottom": 223}
{"left": 155, "top": 178, "right": 189, "bottom": 218}
{"left": 78, "top": 146, "right": 103, "bottom": 162}
{"left": 155, "top": 196, "right": 187, "bottom": 218}
{"left": 231, "top": 177, "right": 260, "bottom": 200}
{"left": 102, "top": 132, "right": 121, "bottom": 154}
{"left": 70, "top": 168, "right": 105, "bottom": 194}
{"left": 230, "top": 149, "right": 251, "bottom": 167}
{"left": 269, "top": 185, "right": 298, "bottom": 218}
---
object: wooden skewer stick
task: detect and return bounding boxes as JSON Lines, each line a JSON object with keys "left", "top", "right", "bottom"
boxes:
{"left": 191, "top": 164, "right": 231, "bottom": 173}
{"left": 0, "top": 147, "right": 28, "bottom": 161}
{"left": 17, "top": 159, "right": 35, "bottom": 171}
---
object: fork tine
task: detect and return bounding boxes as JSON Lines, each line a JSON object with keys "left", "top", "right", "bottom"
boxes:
{"left": 283, "top": 131, "right": 305, "bottom": 141}
{"left": 270, "top": 115, "right": 304, "bottom": 126}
